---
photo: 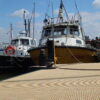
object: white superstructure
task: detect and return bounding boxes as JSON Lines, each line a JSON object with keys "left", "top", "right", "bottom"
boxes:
{"left": 39, "top": 0, "right": 86, "bottom": 48}
{"left": 0, "top": 34, "right": 36, "bottom": 58}
{"left": 39, "top": 21, "right": 86, "bottom": 48}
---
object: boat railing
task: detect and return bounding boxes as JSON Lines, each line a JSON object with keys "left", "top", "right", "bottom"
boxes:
{"left": 44, "top": 17, "right": 80, "bottom": 26}
{"left": 0, "top": 42, "right": 10, "bottom": 49}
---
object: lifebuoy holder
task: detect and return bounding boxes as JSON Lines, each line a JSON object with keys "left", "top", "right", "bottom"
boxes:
{"left": 5, "top": 45, "right": 16, "bottom": 55}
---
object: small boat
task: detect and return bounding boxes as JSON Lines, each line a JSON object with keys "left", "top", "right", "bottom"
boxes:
{"left": 86, "top": 37, "right": 100, "bottom": 49}
{"left": 28, "top": 0, "right": 98, "bottom": 67}
{"left": 0, "top": 33, "right": 35, "bottom": 68}
{"left": 0, "top": 11, "right": 36, "bottom": 68}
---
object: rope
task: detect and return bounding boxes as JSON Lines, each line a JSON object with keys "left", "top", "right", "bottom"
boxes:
{"left": 65, "top": 47, "right": 83, "bottom": 63}
{"left": 54, "top": 46, "right": 83, "bottom": 65}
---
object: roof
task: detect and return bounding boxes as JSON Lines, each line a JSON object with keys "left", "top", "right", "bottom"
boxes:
{"left": 12, "top": 36, "right": 33, "bottom": 40}
{"left": 43, "top": 21, "right": 80, "bottom": 29}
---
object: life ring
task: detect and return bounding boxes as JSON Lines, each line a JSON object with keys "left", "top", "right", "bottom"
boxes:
{"left": 5, "top": 45, "right": 16, "bottom": 55}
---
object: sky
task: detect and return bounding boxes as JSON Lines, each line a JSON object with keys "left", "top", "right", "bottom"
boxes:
{"left": 0, "top": 0, "right": 100, "bottom": 43}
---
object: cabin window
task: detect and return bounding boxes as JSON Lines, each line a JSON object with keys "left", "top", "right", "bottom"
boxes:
{"left": 63, "top": 28, "right": 69, "bottom": 35}
{"left": 11, "top": 39, "right": 19, "bottom": 46}
{"left": 20, "top": 39, "right": 29, "bottom": 46}
{"left": 70, "top": 26, "right": 80, "bottom": 36}
{"left": 53, "top": 28, "right": 65, "bottom": 36}
{"left": 43, "top": 27, "right": 68, "bottom": 37}
{"left": 76, "top": 40, "right": 82, "bottom": 44}
{"left": 54, "top": 31, "right": 62, "bottom": 36}
{"left": 43, "top": 29, "right": 51, "bottom": 37}
{"left": 31, "top": 40, "right": 34, "bottom": 45}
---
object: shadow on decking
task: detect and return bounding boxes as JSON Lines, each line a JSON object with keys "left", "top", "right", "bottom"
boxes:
{"left": 59, "top": 68, "right": 100, "bottom": 71}
{"left": 0, "top": 66, "right": 44, "bottom": 81}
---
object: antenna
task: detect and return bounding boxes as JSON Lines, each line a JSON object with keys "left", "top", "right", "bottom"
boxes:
{"left": 51, "top": 0, "right": 54, "bottom": 18}
{"left": 33, "top": 1, "right": 35, "bottom": 40}
{"left": 45, "top": 0, "right": 50, "bottom": 18}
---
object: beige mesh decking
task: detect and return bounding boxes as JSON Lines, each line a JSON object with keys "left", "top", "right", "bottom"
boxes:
{"left": 0, "top": 63, "right": 100, "bottom": 100}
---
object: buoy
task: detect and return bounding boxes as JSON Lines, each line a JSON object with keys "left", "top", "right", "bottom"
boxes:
{"left": 5, "top": 45, "right": 16, "bottom": 55}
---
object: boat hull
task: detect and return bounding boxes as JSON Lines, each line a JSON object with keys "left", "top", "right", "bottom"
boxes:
{"left": 0, "top": 56, "right": 33, "bottom": 68}
{"left": 28, "top": 46, "right": 98, "bottom": 65}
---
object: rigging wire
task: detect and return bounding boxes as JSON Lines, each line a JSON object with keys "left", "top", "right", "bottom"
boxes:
{"left": 73, "top": 0, "right": 98, "bottom": 40}
{"left": 63, "top": 5, "right": 69, "bottom": 21}
{"left": 74, "top": 0, "right": 81, "bottom": 21}
{"left": 61, "top": 0, "right": 69, "bottom": 21}
{"left": 73, "top": 0, "right": 85, "bottom": 40}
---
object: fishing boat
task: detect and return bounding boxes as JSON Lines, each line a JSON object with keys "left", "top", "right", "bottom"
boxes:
{"left": 28, "top": 0, "right": 98, "bottom": 67}
{"left": 0, "top": 11, "right": 36, "bottom": 68}
{"left": 0, "top": 34, "right": 35, "bottom": 68}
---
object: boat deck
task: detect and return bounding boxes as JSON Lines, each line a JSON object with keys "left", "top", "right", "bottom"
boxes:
{"left": 0, "top": 63, "right": 100, "bottom": 100}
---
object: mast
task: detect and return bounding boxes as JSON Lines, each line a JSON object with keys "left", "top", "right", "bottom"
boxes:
{"left": 51, "top": 0, "right": 54, "bottom": 21}
{"left": 10, "top": 24, "right": 13, "bottom": 42}
{"left": 57, "top": 0, "right": 69, "bottom": 23}
{"left": 33, "top": 2, "right": 35, "bottom": 40}
{"left": 58, "top": 0, "right": 63, "bottom": 22}
{"left": 23, "top": 10, "right": 27, "bottom": 36}
{"left": 28, "top": 19, "right": 31, "bottom": 37}
{"left": 51, "top": 0, "right": 55, "bottom": 48}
